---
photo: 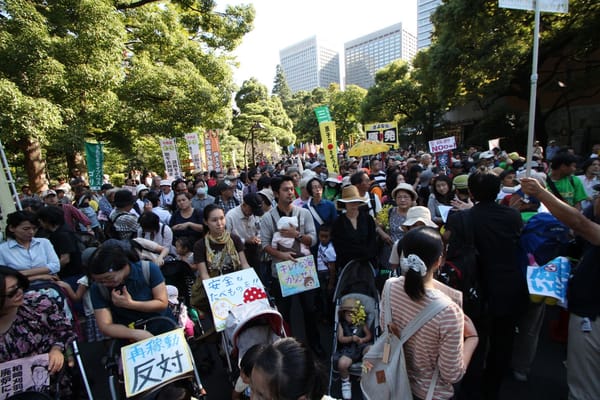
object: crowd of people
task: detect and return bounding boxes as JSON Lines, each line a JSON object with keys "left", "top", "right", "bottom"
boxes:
{"left": 3, "top": 140, "right": 600, "bottom": 400}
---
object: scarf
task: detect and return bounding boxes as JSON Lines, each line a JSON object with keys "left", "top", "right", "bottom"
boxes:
{"left": 205, "top": 231, "right": 241, "bottom": 275}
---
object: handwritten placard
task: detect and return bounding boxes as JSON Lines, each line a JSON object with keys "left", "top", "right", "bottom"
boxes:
{"left": 202, "top": 269, "right": 269, "bottom": 332}
{"left": 527, "top": 256, "right": 571, "bottom": 305}
{"left": 122, "top": 328, "right": 193, "bottom": 398}
{"left": 0, "top": 354, "right": 49, "bottom": 399}
{"left": 275, "top": 255, "right": 320, "bottom": 297}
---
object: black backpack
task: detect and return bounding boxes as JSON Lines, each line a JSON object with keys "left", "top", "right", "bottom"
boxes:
{"left": 438, "top": 210, "right": 483, "bottom": 318}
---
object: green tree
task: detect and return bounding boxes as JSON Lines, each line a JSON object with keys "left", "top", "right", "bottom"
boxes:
{"left": 329, "top": 84, "right": 366, "bottom": 144}
{"left": 428, "top": 0, "right": 600, "bottom": 145}
{"left": 272, "top": 64, "right": 292, "bottom": 105}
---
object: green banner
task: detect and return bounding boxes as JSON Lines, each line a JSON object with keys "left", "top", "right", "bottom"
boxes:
{"left": 314, "top": 105, "right": 332, "bottom": 123}
{"left": 85, "top": 142, "right": 103, "bottom": 190}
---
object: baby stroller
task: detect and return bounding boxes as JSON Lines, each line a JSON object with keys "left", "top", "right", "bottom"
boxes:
{"left": 96, "top": 317, "right": 206, "bottom": 400}
{"left": 223, "top": 300, "right": 287, "bottom": 381}
{"left": 328, "top": 259, "right": 380, "bottom": 397}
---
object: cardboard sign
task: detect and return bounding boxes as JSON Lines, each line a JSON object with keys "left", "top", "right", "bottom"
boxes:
{"left": 122, "top": 328, "right": 193, "bottom": 398}
{"left": 527, "top": 256, "right": 571, "bottom": 304}
{"left": 202, "top": 269, "right": 269, "bottom": 332}
{"left": 0, "top": 354, "right": 49, "bottom": 399}
{"left": 275, "top": 255, "right": 320, "bottom": 297}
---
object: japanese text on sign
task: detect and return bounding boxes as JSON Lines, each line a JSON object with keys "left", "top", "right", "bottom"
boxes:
{"left": 160, "top": 138, "right": 182, "bottom": 178}
{"left": 0, "top": 354, "right": 49, "bottom": 399}
{"left": 275, "top": 255, "right": 320, "bottom": 297}
{"left": 202, "top": 269, "right": 268, "bottom": 331}
{"left": 184, "top": 133, "right": 203, "bottom": 171}
{"left": 428, "top": 137, "right": 457, "bottom": 154}
{"left": 122, "top": 329, "right": 193, "bottom": 397}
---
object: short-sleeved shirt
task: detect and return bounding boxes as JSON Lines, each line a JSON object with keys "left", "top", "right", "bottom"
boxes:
{"left": 547, "top": 175, "right": 588, "bottom": 207}
{"left": 193, "top": 233, "right": 244, "bottom": 277}
{"left": 317, "top": 242, "right": 336, "bottom": 272}
{"left": 90, "top": 261, "right": 172, "bottom": 329}
{"left": 169, "top": 209, "right": 203, "bottom": 244}
{"left": 48, "top": 225, "right": 82, "bottom": 278}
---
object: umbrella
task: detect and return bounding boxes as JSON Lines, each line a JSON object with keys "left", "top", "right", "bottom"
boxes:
{"left": 347, "top": 140, "right": 390, "bottom": 157}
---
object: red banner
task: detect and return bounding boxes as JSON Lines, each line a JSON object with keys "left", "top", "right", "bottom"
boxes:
{"left": 204, "top": 130, "right": 223, "bottom": 172}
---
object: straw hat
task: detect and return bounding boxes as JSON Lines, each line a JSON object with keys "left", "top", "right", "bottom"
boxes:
{"left": 391, "top": 183, "right": 418, "bottom": 202}
{"left": 336, "top": 185, "right": 367, "bottom": 208}
{"left": 402, "top": 206, "right": 437, "bottom": 228}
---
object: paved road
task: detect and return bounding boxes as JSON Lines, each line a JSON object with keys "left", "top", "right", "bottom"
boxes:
{"left": 79, "top": 302, "right": 568, "bottom": 399}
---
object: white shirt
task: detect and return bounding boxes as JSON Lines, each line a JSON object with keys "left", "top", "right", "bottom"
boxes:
{"left": 361, "top": 192, "right": 382, "bottom": 217}
{"left": 152, "top": 206, "right": 172, "bottom": 226}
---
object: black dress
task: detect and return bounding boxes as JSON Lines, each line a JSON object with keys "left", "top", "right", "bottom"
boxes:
{"left": 332, "top": 209, "right": 377, "bottom": 271}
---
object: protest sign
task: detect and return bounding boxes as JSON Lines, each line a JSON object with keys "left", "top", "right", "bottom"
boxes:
{"left": 85, "top": 142, "right": 103, "bottom": 191}
{"left": 202, "top": 269, "right": 268, "bottom": 332}
{"left": 204, "top": 130, "right": 223, "bottom": 173}
{"left": 159, "top": 138, "right": 182, "bottom": 178}
{"left": 275, "top": 255, "right": 320, "bottom": 297}
{"left": 184, "top": 133, "right": 204, "bottom": 171}
{"left": 122, "top": 328, "right": 193, "bottom": 398}
{"left": 428, "top": 137, "right": 457, "bottom": 154}
{"left": 526, "top": 256, "right": 571, "bottom": 305}
{"left": 364, "top": 121, "right": 399, "bottom": 147}
{"left": 0, "top": 354, "right": 49, "bottom": 399}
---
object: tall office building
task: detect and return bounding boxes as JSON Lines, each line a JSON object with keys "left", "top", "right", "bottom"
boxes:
{"left": 417, "top": 0, "right": 442, "bottom": 50}
{"left": 344, "top": 23, "right": 417, "bottom": 90}
{"left": 279, "top": 36, "right": 340, "bottom": 93}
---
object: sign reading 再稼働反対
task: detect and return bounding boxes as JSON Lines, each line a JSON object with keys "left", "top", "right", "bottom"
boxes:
{"left": 498, "top": 0, "right": 568, "bottom": 13}
{"left": 428, "top": 137, "right": 457, "bottom": 154}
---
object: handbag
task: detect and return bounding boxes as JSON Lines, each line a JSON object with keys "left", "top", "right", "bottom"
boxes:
{"left": 361, "top": 278, "right": 451, "bottom": 400}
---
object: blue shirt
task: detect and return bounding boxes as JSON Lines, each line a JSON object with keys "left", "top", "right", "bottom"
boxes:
{"left": 0, "top": 238, "right": 60, "bottom": 274}
{"left": 304, "top": 198, "right": 338, "bottom": 232}
{"left": 90, "top": 261, "right": 173, "bottom": 332}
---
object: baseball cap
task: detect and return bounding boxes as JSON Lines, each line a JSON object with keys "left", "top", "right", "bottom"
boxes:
{"left": 166, "top": 285, "right": 179, "bottom": 305}
{"left": 101, "top": 183, "right": 114, "bottom": 191}
{"left": 453, "top": 174, "right": 469, "bottom": 190}
{"left": 243, "top": 193, "right": 264, "bottom": 216}
{"left": 42, "top": 189, "right": 57, "bottom": 199}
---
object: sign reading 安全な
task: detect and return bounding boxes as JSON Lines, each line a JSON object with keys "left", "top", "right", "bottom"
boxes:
{"left": 428, "top": 137, "right": 457, "bottom": 154}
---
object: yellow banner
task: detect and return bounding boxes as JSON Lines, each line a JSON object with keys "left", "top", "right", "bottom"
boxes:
{"left": 319, "top": 121, "right": 339, "bottom": 174}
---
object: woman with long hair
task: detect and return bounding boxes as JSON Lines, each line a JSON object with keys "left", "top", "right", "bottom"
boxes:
{"left": 383, "top": 227, "right": 478, "bottom": 400}
{"left": 427, "top": 175, "right": 454, "bottom": 226}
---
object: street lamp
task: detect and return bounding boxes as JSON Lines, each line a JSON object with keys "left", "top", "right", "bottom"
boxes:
{"left": 249, "top": 121, "right": 265, "bottom": 167}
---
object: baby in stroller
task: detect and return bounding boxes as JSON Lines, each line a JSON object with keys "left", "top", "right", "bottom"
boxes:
{"left": 334, "top": 297, "right": 373, "bottom": 400}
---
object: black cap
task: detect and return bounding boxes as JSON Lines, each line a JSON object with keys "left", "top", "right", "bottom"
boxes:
{"left": 101, "top": 183, "right": 114, "bottom": 191}
{"left": 243, "top": 193, "right": 264, "bottom": 216}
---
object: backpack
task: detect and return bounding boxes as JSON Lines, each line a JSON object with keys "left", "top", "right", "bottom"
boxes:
{"left": 97, "top": 260, "right": 151, "bottom": 301}
{"left": 361, "top": 278, "right": 451, "bottom": 400}
{"left": 103, "top": 212, "right": 128, "bottom": 240}
{"left": 438, "top": 209, "right": 483, "bottom": 318}
{"left": 518, "top": 213, "right": 572, "bottom": 272}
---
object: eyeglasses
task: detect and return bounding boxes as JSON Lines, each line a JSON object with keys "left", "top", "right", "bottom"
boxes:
{"left": 4, "top": 285, "right": 23, "bottom": 299}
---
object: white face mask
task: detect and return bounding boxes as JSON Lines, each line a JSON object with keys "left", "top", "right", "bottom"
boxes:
{"left": 197, "top": 186, "right": 208, "bottom": 196}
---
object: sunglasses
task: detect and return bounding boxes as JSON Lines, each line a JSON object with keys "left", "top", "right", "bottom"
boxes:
{"left": 4, "top": 285, "right": 23, "bottom": 299}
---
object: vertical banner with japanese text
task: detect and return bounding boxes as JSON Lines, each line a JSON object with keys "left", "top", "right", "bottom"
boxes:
{"left": 159, "top": 138, "right": 182, "bottom": 178}
{"left": 184, "top": 133, "right": 203, "bottom": 171}
{"left": 204, "top": 130, "right": 223, "bottom": 172}
{"left": 85, "top": 142, "right": 103, "bottom": 190}
{"left": 314, "top": 105, "right": 339, "bottom": 174}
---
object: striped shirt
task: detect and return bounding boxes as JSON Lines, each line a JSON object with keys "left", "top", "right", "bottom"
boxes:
{"left": 381, "top": 277, "right": 465, "bottom": 400}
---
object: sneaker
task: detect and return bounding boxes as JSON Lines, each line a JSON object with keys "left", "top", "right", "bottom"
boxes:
{"left": 341, "top": 379, "right": 352, "bottom": 400}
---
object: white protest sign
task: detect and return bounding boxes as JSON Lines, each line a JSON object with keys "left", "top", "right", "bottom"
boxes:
{"left": 184, "top": 133, "right": 203, "bottom": 171}
{"left": 428, "top": 137, "right": 457, "bottom": 154}
{"left": 159, "top": 138, "right": 182, "bottom": 178}
{"left": 122, "top": 328, "right": 193, "bottom": 398}
{"left": 499, "top": 0, "right": 568, "bottom": 13}
{"left": 203, "top": 268, "right": 269, "bottom": 332}
{"left": 275, "top": 255, "right": 320, "bottom": 297}
{"left": 438, "top": 205, "right": 453, "bottom": 224}
{"left": 0, "top": 354, "right": 50, "bottom": 399}
{"left": 526, "top": 256, "right": 571, "bottom": 304}
{"left": 488, "top": 138, "right": 501, "bottom": 151}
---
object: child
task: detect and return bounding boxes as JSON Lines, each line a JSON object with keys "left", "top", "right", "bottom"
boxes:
{"left": 232, "top": 344, "right": 266, "bottom": 400}
{"left": 166, "top": 285, "right": 195, "bottom": 338}
{"left": 271, "top": 216, "right": 311, "bottom": 256}
{"left": 317, "top": 224, "right": 336, "bottom": 321}
{"left": 55, "top": 247, "right": 104, "bottom": 342}
{"left": 175, "top": 236, "right": 195, "bottom": 268}
{"left": 334, "top": 297, "right": 373, "bottom": 400}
